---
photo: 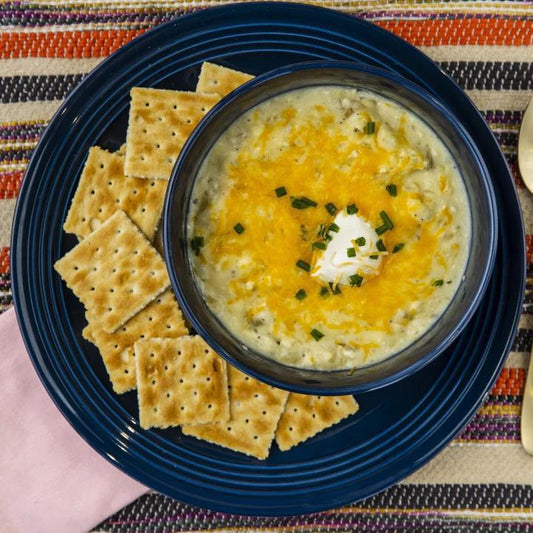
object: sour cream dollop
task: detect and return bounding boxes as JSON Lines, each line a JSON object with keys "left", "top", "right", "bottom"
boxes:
{"left": 312, "top": 211, "right": 385, "bottom": 286}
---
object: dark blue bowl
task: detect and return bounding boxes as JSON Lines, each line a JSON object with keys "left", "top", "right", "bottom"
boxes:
{"left": 163, "top": 61, "right": 498, "bottom": 395}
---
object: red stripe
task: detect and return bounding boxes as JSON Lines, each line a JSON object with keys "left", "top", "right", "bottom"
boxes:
{"left": 492, "top": 367, "right": 526, "bottom": 397}
{"left": 526, "top": 235, "right": 533, "bottom": 265}
{"left": 375, "top": 18, "right": 533, "bottom": 47}
{"left": 0, "top": 247, "right": 10, "bottom": 275}
{"left": 0, "top": 29, "right": 147, "bottom": 59}
{"left": 0, "top": 172, "right": 24, "bottom": 199}
{"left": 1, "top": 18, "right": 532, "bottom": 59}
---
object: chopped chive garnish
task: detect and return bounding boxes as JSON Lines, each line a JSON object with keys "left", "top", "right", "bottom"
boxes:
{"left": 350, "top": 274, "right": 364, "bottom": 287}
{"left": 329, "top": 282, "right": 342, "bottom": 295}
{"left": 325, "top": 202, "right": 337, "bottom": 215}
{"left": 432, "top": 279, "right": 444, "bottom": 286}
{"left": 295, "top": 289, "right": 307, "bottom": 300}
{"left": 320, "top": 286, "right": 329, "bottom": 296}
{"left": 233, "top": 223, "right": 245, "bottom": 234}
{"left": 346, "top": 203, "right": 359, "bottom": 215}
{"left": 325, "top": 233, "right": 333, "bottom": 241}
{"left": 355, "top": 237, "right": 366, "bottom": 246}
{"left": 347, "top": 247, "right": 356, "bottom": 258}
{"left": 312, "top": 241, "right": 327, "bottom": 250}
{"left": 318, "top": 224, "right": 327, "bottom": 238}
{"left": 275, "top": 186, "right": 287, "bottom": 197}
{"left": 375, "top": 210, "right": 394, "bottom": 235}
{"left": 191, "top": 236, "right": 204, "bottom": 256}
{"left": 392, "top": 243, "right": 405, "bottom": 254}
{"left": 369, "top": 254, "right": 379, "bottom": 260}
{"left": 296, "top": 260, "right": 311, "bottom": 272}
{"left": 311, "top": 328, "right": 324, "bottom": 341}
{"left": 365, "top": 121, "right": 375, "bottom": 134}
{"left": 376, "top": 239, "right": 387, "bottom": 252}
{"left": 329, "top": 223, "right": 340, "bottom": 233}
{"left": 386, "top": 184, "right": 397, "bottom": 197}
{"left": 291, "top": 196, "right": 317, "bottom": 209}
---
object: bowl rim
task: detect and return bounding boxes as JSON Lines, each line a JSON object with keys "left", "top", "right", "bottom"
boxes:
{"left": 163, "top": 59, "right": 498, "bottom": 394}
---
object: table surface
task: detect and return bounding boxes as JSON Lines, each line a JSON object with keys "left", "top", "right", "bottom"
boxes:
{"left": 2, "top": 1, "right": 533, "bottom": 531}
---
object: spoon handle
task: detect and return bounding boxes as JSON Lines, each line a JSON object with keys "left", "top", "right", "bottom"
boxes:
{"left": 521, "top": 348, "right": 533, "bottom": 454}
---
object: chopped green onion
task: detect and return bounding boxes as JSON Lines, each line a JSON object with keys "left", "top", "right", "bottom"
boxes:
{"left": 386, "top": 184, "right": 397, "bottom": 197}
{"left": 347, "top": 247, "right": 356, "bottom": 258}
{"left": 291, "top": 196, "right": 317, "bottom": 209}
{"left": 392, "top": 243, "right": 405, "bottom": 254}
{"left": 311, "top": 328, "right": 325, "bottom": 341}
{"left": 369, "top": 254, "right": 379, "bottom": 260}
{"left": 350, "top": 274, "right": 363, "bottom": 287}
{"left": 329, "top": 223, "right": 340, "bottom": 233}
{"left": 365, "top": 121, "right": 375, "bottom": 134}
{"left": 312, "top": 241, "right": 327, "bottom": 251}
{"left": 275, "top": 186, "right": 287, "bottom": 197}
{"left": 320, "top": 286, "right": 329, "bottom": 296}
{"left": 328, "top": 282, "right": 342, "bottom": 295}
{"left": 190, "top": 236, "right": 204, "bottom": 256}
{"left": 375, "top": 210, "right": 394, "bottom": 235}
{"left": 233, "top": 223, "right": 245, "bottom": 234}
{"left": 325, "top": 234, "right": 333, "bottom": 242}
{"left": 346, "top": 203, "right": 359, "bottom": 215}
{"left": 355, "top": 237, "right": 366, "bottom": 247}
{"left": 325, "top": 202, "right": 337, "bottom": 215}
{"left": 376, "top": 239, "right": 387, "bottom": 252}
{"left": 432, "top": 279, "right": 444, "bottom": 286}
{"left": 295, "top": 289, "right": 307, "bottom": 300}
{"left": 296, "top": 260, "right": 311, "bottom": 272}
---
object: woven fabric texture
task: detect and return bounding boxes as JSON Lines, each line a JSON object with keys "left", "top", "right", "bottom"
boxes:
{"left": 1, "top": 1, "right": 533, "bottom": 531}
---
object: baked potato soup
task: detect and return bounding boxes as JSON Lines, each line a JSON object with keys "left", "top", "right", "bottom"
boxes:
{"left": 188, "top": 86, "right": 471, "bottom": 370}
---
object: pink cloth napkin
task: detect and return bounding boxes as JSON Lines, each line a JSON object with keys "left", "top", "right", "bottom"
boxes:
{"left": 0, "top": 307, "right": 148, "bottom": 533}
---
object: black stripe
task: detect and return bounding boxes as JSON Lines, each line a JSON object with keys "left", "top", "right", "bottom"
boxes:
{"left": 512, "top": 328, "right": 533, "bottom": 352}
{"left": 0, "top": 123, "right": 46, "bottom": 142}
{"left": 0, "top": 146, "right": 32, "bottom": 163}
{"left": 0, "top": 74, "right": 84, "bottom": 104}
{"left": 0, "top": 61, "right": 531, "bottom": 105}
{"left": 0, "top": 4, "right": 184, "bottom": 27}
{"left": 438, "top": 61, "right": 533, "bottom": 91}
{"left": 94, "top": 486, "right": 533, "bottom": 532}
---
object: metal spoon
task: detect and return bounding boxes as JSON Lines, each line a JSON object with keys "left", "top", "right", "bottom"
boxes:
{"left": 518, "top": 98, "right": 533, "bottom": 454}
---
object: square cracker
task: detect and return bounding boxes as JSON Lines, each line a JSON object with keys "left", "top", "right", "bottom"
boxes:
{"left": 275, "top": 394, "right": 359, "bottom": 452}
{"left": 63, "top": 146, "right": 167, "bottom": 241}
{"left": 83, "top": 290, "right": 188, "bottom": 394}
{"left": 135, "top": 336, "right": 229, "bottom": 429}
{"left": 196, "top": 62, "right": 254, "bottom": 97}
{"left": 54, "top": 210, "right": 169, "bottom": 334}
{"left": 182, "top": 365, "right": 289, "bottom": 460}
{"left": 124, "top": 87, "right": 221, "bottom": 180}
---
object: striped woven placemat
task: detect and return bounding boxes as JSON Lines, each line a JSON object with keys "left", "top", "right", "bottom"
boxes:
{"left": 2, "top": 1, "right": 532, "bottom": 531}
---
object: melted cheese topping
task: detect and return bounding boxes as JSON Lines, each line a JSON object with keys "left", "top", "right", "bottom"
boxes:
{"left": 189, "top": 87, "right": 470, "bottom": 370}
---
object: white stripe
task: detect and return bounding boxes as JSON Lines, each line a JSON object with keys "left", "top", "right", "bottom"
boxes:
{"left": 465, "top": 90, "right": 533, "bottom": 112}
{"left": 0, "top": 199, "right": 16, "bottom": 248}
{"left": 505, "top": 351, "right": 530, "bottom": 369}
{"left": 0, "top": 100, "right": 61, "bottom": 124}
{"left": 0, "top": 58, "right": 103, "bottom": 77}
{"left": 420, "top": 45, "right": 533, "bottom": 63}
{"left": 404, "top": 443, "right": 533, "bottom": 485}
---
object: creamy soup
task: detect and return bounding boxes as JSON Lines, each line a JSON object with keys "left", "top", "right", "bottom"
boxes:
{"left": 188, "top": 86, "right": 471, "bottom": 370}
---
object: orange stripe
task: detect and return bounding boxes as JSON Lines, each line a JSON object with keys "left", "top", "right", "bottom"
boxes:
{"left": 526, "top": 235, "right": 533, "bottom": 266}
{"left": 0, "top": 29, "right": 146, "bottom": 59}
{"left": 492, "top": 367, "right": 526, "bottom": 397}
{"left": 375, "top": 18, "right": 533, "bottom": 47}
{"left": 2, "top": 18, "right": 532, "bottom": 59}
{"left": 0, "top": 172, "right": 24, "bottom": 199}
{"left": 0, "top": 247, "right": 9, "bottom": 275}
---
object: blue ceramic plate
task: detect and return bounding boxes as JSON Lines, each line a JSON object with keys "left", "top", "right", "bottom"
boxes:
{"left": 11, "top": 3, "right": 525, "bottom": 516}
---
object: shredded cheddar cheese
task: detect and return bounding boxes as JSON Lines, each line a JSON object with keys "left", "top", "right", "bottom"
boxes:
{"left": 189, "top": 86, "right": 470, "bottom": 370}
